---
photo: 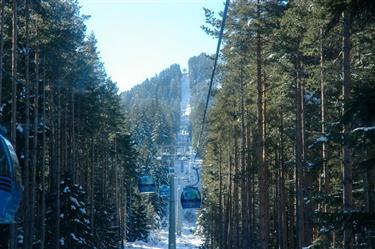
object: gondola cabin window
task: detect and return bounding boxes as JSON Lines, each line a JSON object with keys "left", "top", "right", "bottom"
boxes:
{"left": 2, "top": 136, "right": 21, "bottom": 185}
{"left": 0, "top": 149, "right": 10, "bottom": 177}
{"left": 138, "top": 176, "right": 156, "bottom": 193}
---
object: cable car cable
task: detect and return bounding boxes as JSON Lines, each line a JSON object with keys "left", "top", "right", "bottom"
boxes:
{"left": 196, "top": 0, "right": 230, "bottom": 151}
{"left": 189, "top": 166, "right": 199, "bottom": 187}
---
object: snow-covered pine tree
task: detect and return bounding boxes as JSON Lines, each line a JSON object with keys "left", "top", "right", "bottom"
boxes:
{"left": 59, "top": 176, "right": 94, "bottom": 249}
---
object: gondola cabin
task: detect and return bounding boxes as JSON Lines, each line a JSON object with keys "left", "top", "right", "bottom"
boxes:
{"left": 138, "top": 176, "right": 156, "bottom": 193}
{"left": 159, "top": 185, "right": 169, "bottom": 197}
{"left": 181, "top": 186, "right": 201, "bottom": 209}
{"left": 0, "top": 135, "right": 22, "bottom": 224}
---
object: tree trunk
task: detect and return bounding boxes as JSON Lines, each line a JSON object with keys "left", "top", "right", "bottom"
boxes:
{"left": 210, "top": 204, "right": 215, "bottom": 249}
{"left": 301, "top": 78, "right": 313, "bottom": 247}
{"left": 114, "top": 139, "right": 120, "bottom": 243}
{"left": 276, "top": 150, "right": 281, "bottom": 248}
{"left": 224, "top": 151, "right": 232, "bottom": 249}
{"left": 63, "top": 102, "right": 68, "bottom": 175}
{"left": 40, "top": 54, "right": 47, "bottom": 249}
{"left": 233, "top": 136, "right": 240, "bottom": 249}
{"left": 10, "top": 0, "right": 17, "bottom": 168}
{"left": 90, "top": 140, "right": 95, "bottom": 229}
{"left": 10, "top": 0, "right": 18, "bottom": 248}
{"left": 296, "top": 51, "right": 305, "bottom": 249}
{"left": 229, "top": 153, "right": 234, "bottom": 249}
{"left": 319, "top": 27, "right": 331, "bottom": 248}
{"left": 289, "top": 168, "right": 295, "bottom": 249}
{"left": 30, "top": 30, "right": 40, "bottom": 249}
{"left": 48, "top": 77, "right": 57, "bottom": 249}
{"left": 218, "top": 146, "right": 223, "bottom": 249}
{"left": 342, "top": 9, "right": 352, "bottom": 249}
{"left": 246, "top": 126, "right": 255, "bottom": 249}
{"left": 320, "top": 27, "right": 329, "bottom": 203}
{"left": 70, "top": 90, "right": 75, "bottom": 182}
{"left": 239, "top": 70, "right": 248, "bottom": 249}
{"left": 366, "top": 164, "right": 375, "bottom": 248}
{"left": 256, "top": 1, "right": 269, "bottom": 249}
{"left": 23, "top": 0, "right": 31, "bottom": 248}
{"left": 279, "top": 107, "right": 287, "bottom": 249}
{"left": 56, "top": 81, "right": 62, "bottom": 249}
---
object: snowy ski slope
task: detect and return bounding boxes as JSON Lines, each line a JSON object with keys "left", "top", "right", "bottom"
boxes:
{"left": 124, "top": 73, "right": 203, "bottom": 249}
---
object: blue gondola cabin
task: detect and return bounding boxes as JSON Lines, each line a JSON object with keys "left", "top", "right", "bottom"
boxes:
{"left": 159, "top": 184, "right": 169, "bottom": 197}
{"left": 0, "top": 135, "right": 22, "bottom": 224}
{"left": 181, "top": 186, "right": 201, "bottom": 209}
{"left": 138, "top": 176, "right": 156, "bottom": 193}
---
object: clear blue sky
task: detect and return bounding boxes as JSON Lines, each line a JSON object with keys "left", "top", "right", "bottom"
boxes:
{"left": 79, "top": 0, "right": 223, "bottom": 92}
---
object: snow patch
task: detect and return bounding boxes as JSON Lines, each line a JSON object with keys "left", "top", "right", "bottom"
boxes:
{"left": 305, "top": 162, "right": 315, "bottom": 169}
{"left": 70, "top": 197, "right": 80, "bottom": 207}
{"left": 74, "top": 218, "right": 82, "bottom": 224}
{"left": 317, "top": 136, "right": 328, "bottom": 142}
{"left": 63, "top": 186, "right": 70, "bottom": 193}
{"left": 70, "top": 233, "right": 86, "bottom": 245}
{"left": 352, "top": 126, "right": 375, "bottom": 133}
{"left": 304, "top": 90, "right": 320, "bottom": 105}
{"left": 303, "top": 245, "right": 315, "bottom": 249}
{"left": 308, "top": 135, "right": 329, "bottom": 149}
{"left": 16, "top": 124, "right": 24, "bottom": 133}
{"left": 267, "top": 53, "right": 276, "bottom": 59}
{"left": 80, "top": 207, "right": 87, "bottom": 214}
{"left": 17, "top": 234, "right": 24, "bottom": 244}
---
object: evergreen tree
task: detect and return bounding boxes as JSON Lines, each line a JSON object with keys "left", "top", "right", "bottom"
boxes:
{"left": 59, "top": 177, "right": 94, "bottom": 249}
{"left": 198, "top": 1, "right": 375, "bottom": 248}
{"left": 126, "top": 193, "right": 150, "bottom": 242}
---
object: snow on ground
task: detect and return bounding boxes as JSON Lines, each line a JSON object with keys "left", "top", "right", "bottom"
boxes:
{"left": 176, "top": 225, "right": 203, "bottom": 248}
{"left": 124, "top": 224, "right": 203, "bottom": 249}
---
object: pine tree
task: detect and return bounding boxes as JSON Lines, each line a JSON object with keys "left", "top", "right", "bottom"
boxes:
{"left": 59, "top": 176, "right": 94, "bottom": 249}
{"left": 126, "top": 193, "right": 150, "bottom": 242}
{"left": 198, "top": 0, "right": 375, "bottom": 248}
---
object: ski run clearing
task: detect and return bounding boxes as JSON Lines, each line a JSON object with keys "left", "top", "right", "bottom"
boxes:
{"left": 124, "top": 73, "right": 203, "bottom": 249}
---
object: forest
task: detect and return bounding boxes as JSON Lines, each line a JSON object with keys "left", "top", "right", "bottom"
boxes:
{"left": 197, "top": 0, "right": 375, "bottom": 249}
{"left": 0, "top": 0, "right": 374, "bottom": 249}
